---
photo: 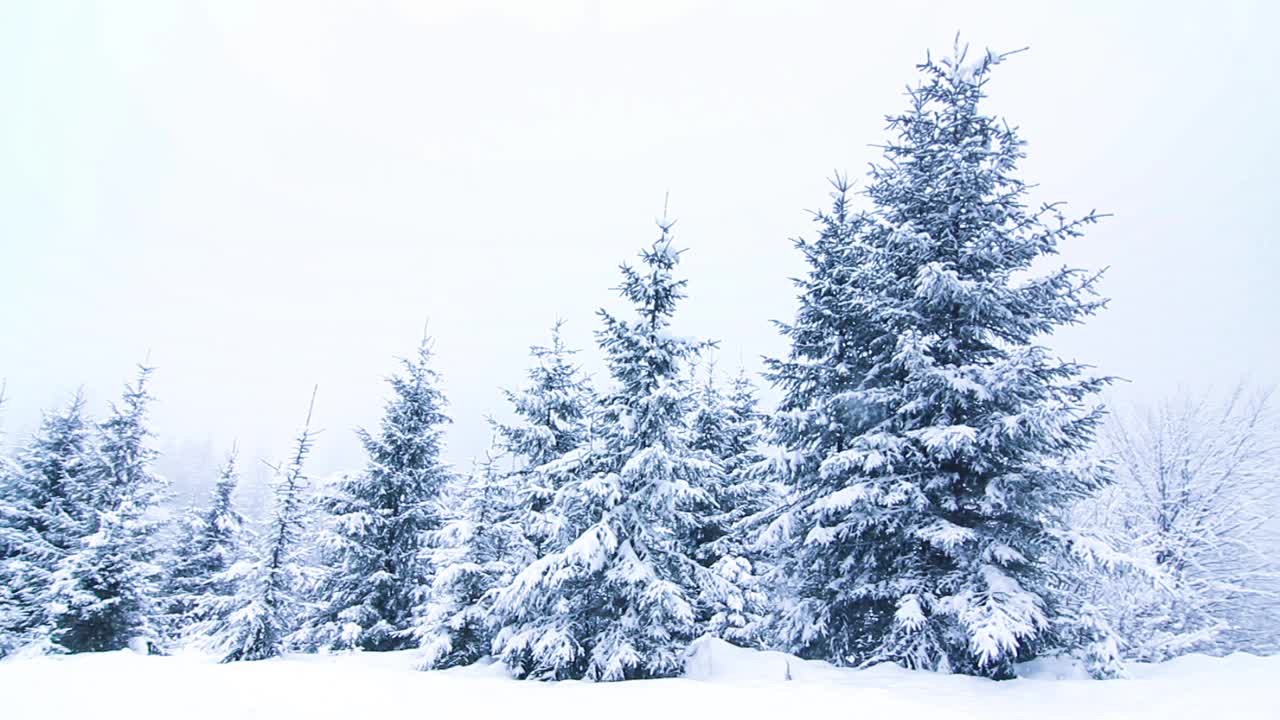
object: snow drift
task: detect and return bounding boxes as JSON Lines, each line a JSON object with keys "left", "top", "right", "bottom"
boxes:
{"left": 2, "top": 639, "right": 1276, "bottom": 720}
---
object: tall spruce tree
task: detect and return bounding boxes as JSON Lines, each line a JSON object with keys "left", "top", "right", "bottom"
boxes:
{"left": 298, "top": 338, "right": 452, "bottom": 651}
{"left": 493, "top": 222, "right": 741, "bottom": 681}
{"left": 48, "top": 367, "right": 168, "bottom": 653}
{"left": 212, "top": 392, "right": 318, "bottom": 662}
{"left": 161, "top": 449, "right": 249, "bottom": 642}
{"left": 492, "top": 320, "right": 594, "bottom": 559}
{"left": 414, "top": 453, "right": 530, "bottom": 669}
{"left": 0, "top": 393, "right": 93, "bottom": 655}
{"left": 763, "top": 45, "right": 1112, "bottom": 678}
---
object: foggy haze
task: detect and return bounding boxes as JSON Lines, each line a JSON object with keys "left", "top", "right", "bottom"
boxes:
{"left": 2, "top": 1, "right": 1277, "bottom": 499}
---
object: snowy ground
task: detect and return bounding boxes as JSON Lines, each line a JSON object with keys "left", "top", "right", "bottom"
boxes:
{"left": 1, "top": 638, "right": 1275, "bottom": 719}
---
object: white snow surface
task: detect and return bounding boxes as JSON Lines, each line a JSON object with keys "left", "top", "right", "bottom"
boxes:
{"left": 1, "top": 637, "right": 1275, "bottom": 719}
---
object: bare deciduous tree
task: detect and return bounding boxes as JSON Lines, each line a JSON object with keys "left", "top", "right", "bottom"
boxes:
{"left": 1079, "top": 383, "right": 1280, "bottom": 660}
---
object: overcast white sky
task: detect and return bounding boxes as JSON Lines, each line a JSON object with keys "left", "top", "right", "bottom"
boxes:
{"left": 2, "top": 1, "right": 1277, "bottom": 494}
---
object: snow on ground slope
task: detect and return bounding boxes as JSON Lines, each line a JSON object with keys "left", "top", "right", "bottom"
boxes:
{"left": 1, "top": 638, "right": 1275, "bottom": 720}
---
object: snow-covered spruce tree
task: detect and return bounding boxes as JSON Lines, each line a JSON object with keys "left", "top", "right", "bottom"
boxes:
{"left": 0, "top": 392, "right": 93, "bottom": 655}
{"left": 0, "top": 384, "right": 13, "bottom": 656}
{"left": 686, "top": 364, "right": 774, "bottom": 645}
{"left": 414, "top": 453, "right": 530, "bottom": 669}
{"left": 493, "top": 222, "right": 740, "bottom": 681}
{"left": 492, "top": 320, "right": 594, "bottom": 559}
{"left": 48, "top": 367, "right": 169, "bottom": 653}
{"left": 688, "top": 364, "right": 774, "bottom": 548}
{"left": 763, "top": 46, "right": 1113, "bottom": 679}
{"left": 211, "top": 392, "right": 318, "bottom": 662}
{"left": 724, "top": 369, "right": 777, "bottom": 524}
{"left": 687, "top": 362, "right": 735, "bottom": 478}
{"left": 0, "top": 386, "right": 15, "bottom": 656}
{"left": 297, "top": 339, "right": 452, "bottom": 652}
{"left": 0, "top": 386, "right": 13, "bottom": 656}
{"left": 160, "top": 449, "right": 249, "bottom": 642}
